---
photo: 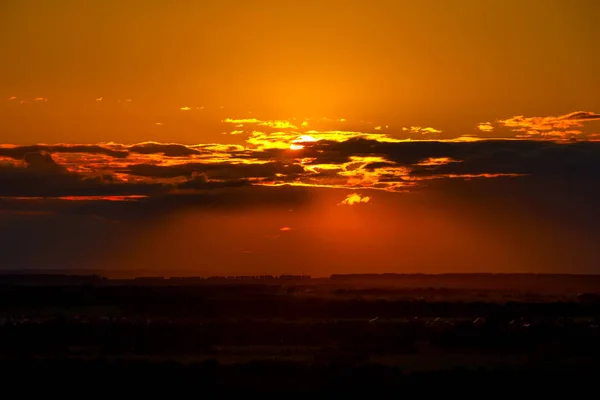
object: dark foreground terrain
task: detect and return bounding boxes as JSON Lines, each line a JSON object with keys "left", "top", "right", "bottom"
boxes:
{"left": 1, "top": 273, "right": 600, "bottom": 392}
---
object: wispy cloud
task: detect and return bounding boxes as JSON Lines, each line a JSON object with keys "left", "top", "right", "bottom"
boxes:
{"left": 499, "top": 111, "right": 600, "bottom": 139}
{"left": 415, "top": 157, "right": 461, "bottom": 166}
{"left": 338, "top": 193, "right": 371, "bottom": 206}
{"left": 223, "top": 118, "right": 298, "bottom": 129}
{"left": 477, "top": 122, "right": 494, "bottom": 132}
{"left": 223, "top": 118, "right": 261, "bottom": 124}
{"left": 402, "top": 126, "right": 442, "bottom": 134}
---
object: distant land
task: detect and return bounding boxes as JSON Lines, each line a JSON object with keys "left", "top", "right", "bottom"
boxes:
{"left": 1, "top": 271, "right": 600, "bottom": 293}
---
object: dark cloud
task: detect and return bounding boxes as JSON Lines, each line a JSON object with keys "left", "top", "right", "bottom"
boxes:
{"left": 4, "top": 140, "right": 600, "bottom": 201}
{"left": 177, "top": 175, "right": 250, "bottom": 190}
{"left": 409, "top": 141, "right": 600, "bottom": 177}
{"left": 0, "top": 148, "right": 314, "bottom": 222}
{"left": 3, "top": 139, "right": 600, "bottom": 224}
{"left": 0, "top": 152, "right": 166, "bottom": 197}
{"left": 364, "top": 161, "right": 398, "bottom": 170}
{"left": 124, "top": 161, "right": 305, "bottom": 180}
{"left": 0, "top": 142, "right": 207, "bottom": 160}
{"left": 561, "top": 111, "right": 600, "bottom": 121}
{"left": 302, "top": 139, "right": 600, "bottom": 179}
{"left": 24, "top": 151, "right": 67, "bottom": 173}
{"left": 302, "top": 138, "right": 473, "bottom": 166}
{"left": 128, "top": 143, "right": 200, "bottom": 157}
{"left": 0, "top": 145, "right": 128, "bottom": 159}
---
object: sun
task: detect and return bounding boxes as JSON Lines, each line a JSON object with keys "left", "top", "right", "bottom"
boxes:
{"left": 290, "top": 135, "right": 318, "bottom": 150}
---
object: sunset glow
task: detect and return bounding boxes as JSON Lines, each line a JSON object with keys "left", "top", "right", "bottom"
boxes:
{"left": 290, "top": 135, "right": 318, "bottom": 150}
{"left": 1, "top": 0, "right": 600, "bottom": 277}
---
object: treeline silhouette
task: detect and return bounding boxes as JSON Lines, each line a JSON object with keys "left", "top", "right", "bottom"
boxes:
{"left": 0, "top": 273, "right": 310, "bottom": 286}
{"left": 2, "top": 272, "right": 600, "bottom": 292}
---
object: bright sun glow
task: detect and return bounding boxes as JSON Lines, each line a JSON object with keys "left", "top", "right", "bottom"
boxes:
{"left": 290, "top": 135, "right": 318, "bottom": 150}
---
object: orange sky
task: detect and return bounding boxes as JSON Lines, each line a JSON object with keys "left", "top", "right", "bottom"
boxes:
{"left": 1, "top": 1, "right": 600, "bottom": 275}
{"left": 2, "top": 0, "right": 599, "bottom": 144}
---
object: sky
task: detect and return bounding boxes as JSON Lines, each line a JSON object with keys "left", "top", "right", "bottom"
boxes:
{"left": 1, "top": 0, "right": 600, "bottom": 276}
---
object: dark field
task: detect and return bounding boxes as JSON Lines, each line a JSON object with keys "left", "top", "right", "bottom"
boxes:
{"left": 1, "top": 273, "right": 600, "bottom": 392}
